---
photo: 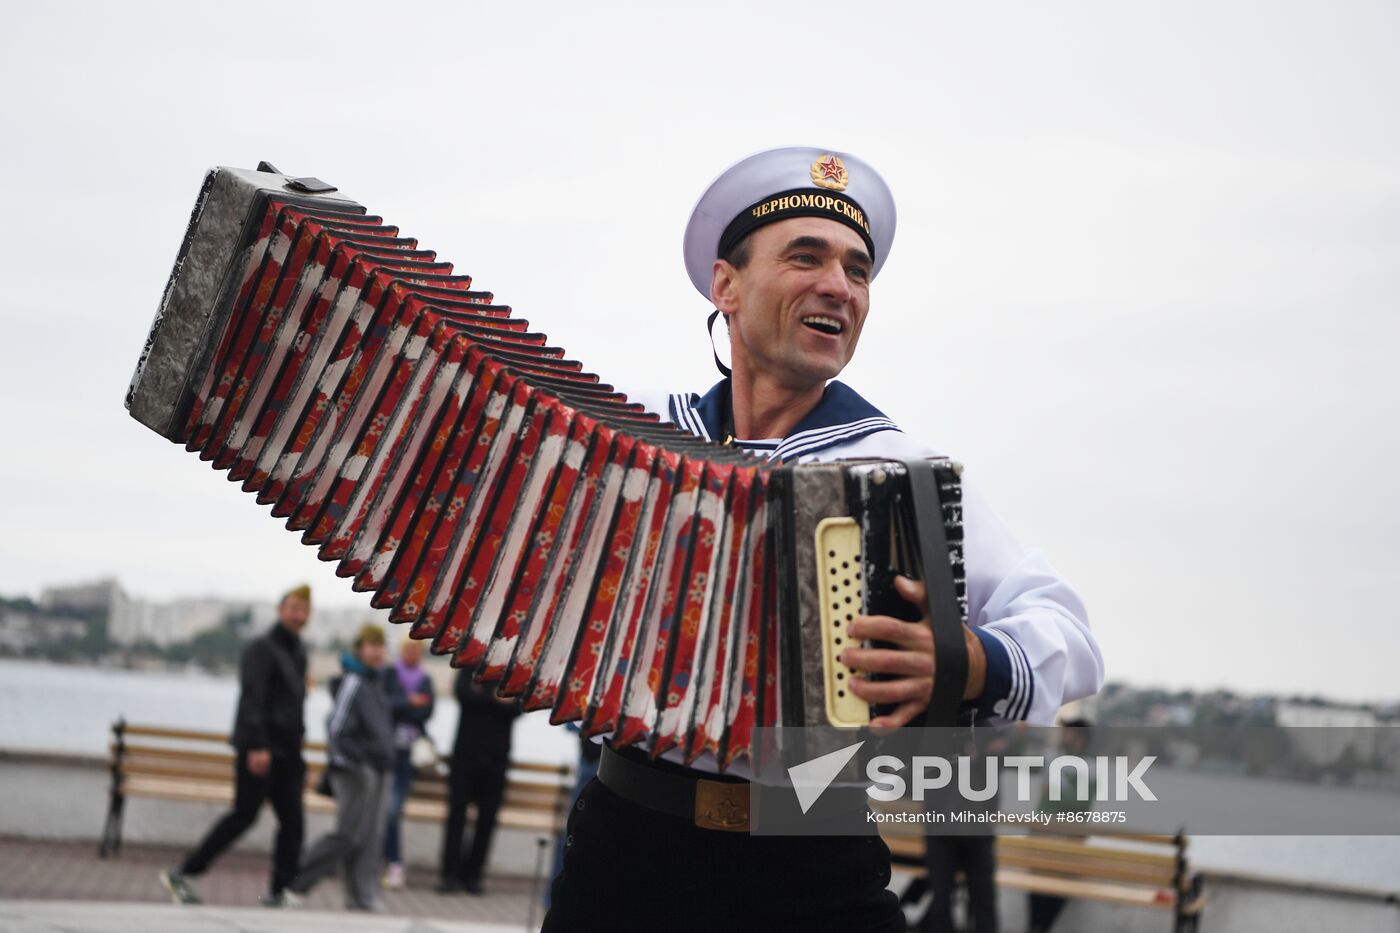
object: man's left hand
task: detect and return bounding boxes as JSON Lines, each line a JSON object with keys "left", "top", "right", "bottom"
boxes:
{"left": 840, "top": 575, "right": 987, "bottom": 731}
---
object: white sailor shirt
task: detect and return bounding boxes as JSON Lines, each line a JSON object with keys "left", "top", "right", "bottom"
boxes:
{"left": 633, "top": 378, "right": 1105, "bottom": 730}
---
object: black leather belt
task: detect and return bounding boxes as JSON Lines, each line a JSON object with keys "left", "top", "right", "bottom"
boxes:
{"left": 597, "top": 743, "right": 752, "bottom": 832}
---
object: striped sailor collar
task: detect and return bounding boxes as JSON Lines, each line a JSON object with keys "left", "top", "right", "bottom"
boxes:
{"left": 667, "top": 378, "right": 901, "bottom": 461}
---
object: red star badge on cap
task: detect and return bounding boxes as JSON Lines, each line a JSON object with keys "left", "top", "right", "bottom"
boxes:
{"left": 810, "top": 154, "right": 849, "bottom": 191}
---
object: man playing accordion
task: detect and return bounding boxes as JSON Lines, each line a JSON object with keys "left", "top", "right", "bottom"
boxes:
{"left": 542, "top": 147, "right": 1104, "bottom": 931}
{"left": 126, "top": 145, "right": 1103, "bottom": 930}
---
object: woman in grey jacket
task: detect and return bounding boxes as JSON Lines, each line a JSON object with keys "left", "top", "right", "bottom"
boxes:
{"left": 287, "top": 624, "right": 404, "bottom": 911}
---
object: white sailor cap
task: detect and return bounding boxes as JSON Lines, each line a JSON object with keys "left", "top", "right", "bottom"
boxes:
{"left": 683, "top": 145, "right": 897, "bottom": 300}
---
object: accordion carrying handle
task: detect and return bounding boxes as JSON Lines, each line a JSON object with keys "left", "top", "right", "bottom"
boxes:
{"left": 903, "top": 459, "right": 968, "bottom": 728}
{"left": 255, "top": 160, "right": 338, "bottom": 195}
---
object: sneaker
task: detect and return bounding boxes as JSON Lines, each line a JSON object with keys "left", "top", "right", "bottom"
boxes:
{"left": 262, "top": 889, "right": 305, "bottom": 908}
{"left": 158, "top": 869, "right": 201, "bottom": 905}
{"left": 383, "top": 861, "right": 406, "bottom": 890}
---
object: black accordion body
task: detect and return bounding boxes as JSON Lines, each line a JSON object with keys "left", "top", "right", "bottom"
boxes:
{"left": 126, "top": 165, "right": 968, "bottom": 769}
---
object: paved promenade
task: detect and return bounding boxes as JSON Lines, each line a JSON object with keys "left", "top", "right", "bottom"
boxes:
{"left": 0, "top": 902, "right": 526, "bottom": 933}
{"left": 0, "top": 837, "right": 548, "bottom": 933}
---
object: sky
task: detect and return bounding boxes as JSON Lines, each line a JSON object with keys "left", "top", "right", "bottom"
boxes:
{"left": 1, "top": 1, "right": 1396, "bottom": 703}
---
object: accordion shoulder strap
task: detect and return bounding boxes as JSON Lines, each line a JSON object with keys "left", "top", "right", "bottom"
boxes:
{"left": 903, "top": 459, "right": 968, "bottom": 727}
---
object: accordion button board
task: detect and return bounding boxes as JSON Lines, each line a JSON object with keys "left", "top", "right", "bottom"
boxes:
{"left": 814, "top": 517, "right": 868, "bottom": 729}
{"left": 126, "top": 165, "right": 968, "bottom": 770}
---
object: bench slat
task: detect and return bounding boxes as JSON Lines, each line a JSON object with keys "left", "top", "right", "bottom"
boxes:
{"left": 111, "top": 722, "right": 574, "bottom": 843}
{"left": 995, "top": 868, "right": 1177, "bottom": 908}
{"left": 998, "top": 852, "right": 1177, "bottom": 887}
{"left": 122, "top": 756, "right": 567, "bottom": 803}
{"left": 120, "top": 724, "right": 329, "bottom": 753}
{"left": 122, "top": 775, "right": 567, "bottom": 830}
{"left": 884, "top": 835, "right": 1179, "bottom": 887}
{"left": 1001, "top": 836, "right": 1181, "bottom": 869}
{"left": 881, "top": 826, "right": 1193, "bottom": 918}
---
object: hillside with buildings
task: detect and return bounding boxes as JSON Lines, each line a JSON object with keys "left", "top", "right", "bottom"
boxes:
{"left": 1, "top": 577, "right": 391, "bottom": 669}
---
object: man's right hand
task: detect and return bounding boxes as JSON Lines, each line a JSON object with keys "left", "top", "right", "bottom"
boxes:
{"left": 247, "top": 748, "right": 271, "bottom": 776}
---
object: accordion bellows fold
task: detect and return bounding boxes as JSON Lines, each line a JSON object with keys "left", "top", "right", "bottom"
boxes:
{"left": 127, "top": 166, "right": 967, "bottom": 770}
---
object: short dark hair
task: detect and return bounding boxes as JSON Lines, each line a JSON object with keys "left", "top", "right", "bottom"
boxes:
{"left": 721, "top": 233, "right": 753, "bottom": 270}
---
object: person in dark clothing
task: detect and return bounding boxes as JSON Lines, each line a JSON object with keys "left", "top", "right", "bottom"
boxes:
{"left": 159, "top": 585, "right": 311, "bottom": 907}
{"left": 1028, "top": 720, "right": 1095, "bottom": 933}
{"left": 439, "top": 668, "right": 521, "bottom": 894}
{"left": 924, "top": 835, "right": 998, "bottom": 933}
{"left": 382, "top": 636, "right": 436, "bottom": 889}
{"left": 288, "top": 623, "right": 405, "bottom": 911}
{"left": 922, "top": 733, "right": 1006, "bottom": 933}
{"left": 545, "top": 727, "right": 602, "bottom": 908}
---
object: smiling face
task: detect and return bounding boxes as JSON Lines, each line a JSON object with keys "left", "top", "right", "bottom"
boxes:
{"left": 712, "top": 216, "right": 873, "bottom": 391}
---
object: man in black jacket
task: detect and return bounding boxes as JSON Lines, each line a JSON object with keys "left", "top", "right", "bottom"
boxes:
{"left": 439, "top": 668, "right": 521, "bottom": 894}
{"left": 160, "top": 585, "right": 311, "bottom": 906}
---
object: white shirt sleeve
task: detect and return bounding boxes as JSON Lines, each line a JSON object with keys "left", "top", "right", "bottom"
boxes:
{"left": 962, "top": 480, "right": 1104, "bottom": 725}
{"left": 816, "top": 429, "right": 1105, "bottom": 725}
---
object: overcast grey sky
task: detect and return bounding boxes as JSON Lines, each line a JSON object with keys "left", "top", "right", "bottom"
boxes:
{"left": 1, "top": 1, "right": 1395, "bottom": 702}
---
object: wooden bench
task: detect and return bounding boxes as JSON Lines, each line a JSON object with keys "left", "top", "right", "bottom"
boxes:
{"left": 884, "top": 828, "right": 1205, "bottom": 932}
{"left": 98, "top": 718, "right": 574, "bottom": 858}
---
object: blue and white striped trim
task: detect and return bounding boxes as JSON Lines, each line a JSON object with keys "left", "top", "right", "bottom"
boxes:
{"left": 668, "top": 393, "right": 711, "bottom": 441}
{"left": 1008, "top": 631, "right": 1035, "bottom": 720}
{"left": 974, "top": 627, "right": 1035, "bottom": 722}
{"left": 997, "top": 628, "right": 1034, "bottom": 721}
{"left": 667, "top": 391, "right": 900, "bottom": 460}
{"left": 772, "top": 416, "right": 901, "bottom": 461}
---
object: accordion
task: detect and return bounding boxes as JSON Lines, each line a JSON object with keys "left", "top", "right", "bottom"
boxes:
{"left": 126, "top": 164, "right": 969, "bottom": 769}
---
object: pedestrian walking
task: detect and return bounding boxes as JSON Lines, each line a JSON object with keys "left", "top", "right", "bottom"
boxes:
{"left": 285, "top": 623, "right": 403, "bottom": 911}
{"left": 159, "top": 585, "right": 311, "bottom": 907}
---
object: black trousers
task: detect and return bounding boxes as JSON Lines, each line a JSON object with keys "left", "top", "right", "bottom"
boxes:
{"left": 923, "top": 834, "right": 998, "bottom": 933}
{"left": 181, "top": 751, "right": 305, "bottom": 895}
{"left": 1028, "top": 893, "right": 1068, "bottom": 932}
{"left": 440, "top": 758, "right": 508, "bottom": 884}
{"left": 543, "top": 777, "right": 905, "bottom": 933}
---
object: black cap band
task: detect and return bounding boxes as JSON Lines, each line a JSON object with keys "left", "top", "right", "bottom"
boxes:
{"left": 717, "top": 187, "right": 876, "bottom": 262}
